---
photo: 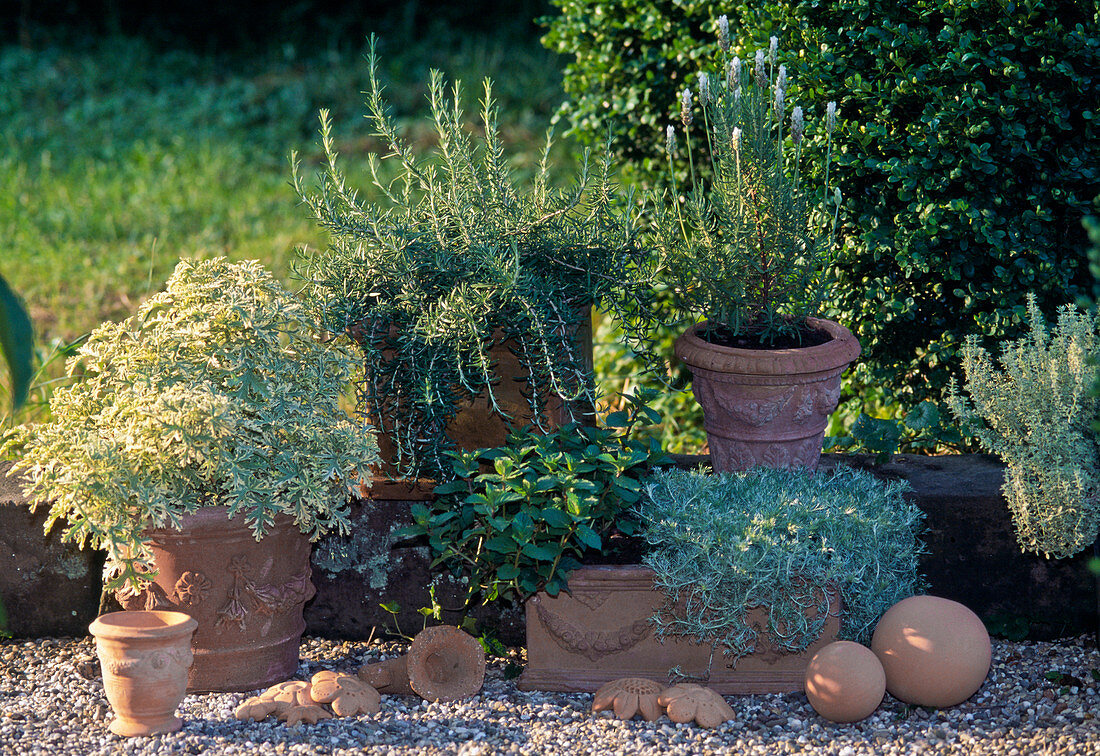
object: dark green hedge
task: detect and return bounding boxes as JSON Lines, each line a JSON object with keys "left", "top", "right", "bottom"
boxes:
{"left": 545, "top": 0, "right": 1100, "bottom": 405}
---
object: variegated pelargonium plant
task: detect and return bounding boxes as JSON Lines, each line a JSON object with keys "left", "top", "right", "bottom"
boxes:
{"left": 1, "top": 258, "right": 379, "bottom": 592}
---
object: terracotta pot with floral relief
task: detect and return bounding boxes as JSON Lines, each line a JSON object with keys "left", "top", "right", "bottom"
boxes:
{"left": 90, "top": 610, "right": 197, "bottom": 737}
{"left": 674, "top": 318, "right": 860, "bottom": 472}
{"left": 116, "top": 506, "right": 315, "bottom": 693}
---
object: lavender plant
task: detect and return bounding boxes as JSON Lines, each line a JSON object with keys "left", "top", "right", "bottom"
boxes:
{"left": 293, "top": 37, "right": 658, "bottom": 481}
{"left": 655, "top": 25, "right": 842, "bottom": 347}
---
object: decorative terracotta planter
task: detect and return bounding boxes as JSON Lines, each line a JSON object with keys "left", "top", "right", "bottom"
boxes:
{"left": 117, "top": 507, "right": 315, "bottom": 693}
{"left": 674, "top": 317, "right": 860, "bottom": 472}
{"left": 89, "top": 610, "right": 197, "bottom": 737}
{"left": 518, "top": 565, "right": 841, "bottom": 694}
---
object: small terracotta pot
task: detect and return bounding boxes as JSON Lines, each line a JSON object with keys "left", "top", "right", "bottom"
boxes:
{"left": 89, "top": 610, "right": 197, "bottom": 737}
{"left": 674, "top": 318, "right": 860, "bottom": 472}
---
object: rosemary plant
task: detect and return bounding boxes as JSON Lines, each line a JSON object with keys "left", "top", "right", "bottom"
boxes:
{"left": 293, "top": 37, "right": 658, "bottom": 481}
{"left": 656, "top": 29, "right": 842, "bottom": 347}
{"left": 638, "top": 466, "right": 925, "bottom": 663}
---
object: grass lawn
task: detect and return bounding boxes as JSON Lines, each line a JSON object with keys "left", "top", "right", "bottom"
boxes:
{"left": 1, "top": 23, "right": 598, "bottom": 428}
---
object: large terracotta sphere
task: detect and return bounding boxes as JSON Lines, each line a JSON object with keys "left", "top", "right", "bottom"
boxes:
{"left": 871, "top": 595, "right": 991, "bottom": 708}
{"left": 804, "top": 641, "right": 886, "bottom": 723}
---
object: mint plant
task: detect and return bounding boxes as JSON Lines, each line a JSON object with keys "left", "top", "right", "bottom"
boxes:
{"left": 399, "top": 390, "right": 669, "bottom": 604}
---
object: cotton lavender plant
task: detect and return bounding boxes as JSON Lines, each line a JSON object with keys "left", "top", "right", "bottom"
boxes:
{"left": 656, "top": 30, "right": 842, "bottom": 347}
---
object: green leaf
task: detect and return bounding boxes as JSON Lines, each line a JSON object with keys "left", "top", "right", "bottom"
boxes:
{"left": 521, "top": 542, "right": 561, "bottom": 561}
{"left": 540, "top": 507, "right": 573, "bottom": 529}
{"left": 379, "top": 601, "right": 400, "bottom": 614}
{"left": 903, "top": 401, "right": 940, "bottom": 432}
{"left": 851, "top": 414, "right": 902, "bottom": 456}
{"left": 484, "top": 535, "right": 516, "bottom": 554}
{"left": 0, "top": 272, "right": 33, "bottom": 410}
{"left": 575, "top": 523, "right": 601, "bottom": 550}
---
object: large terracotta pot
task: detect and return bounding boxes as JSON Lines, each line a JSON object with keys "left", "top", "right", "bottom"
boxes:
{"left": 117, "top": 507, "right": 315, "bottom": 693}
{"left": 89, "top": 610, "right": 197, "bottom": 737}
{"left": 674, "top": 317, "right": 860, "bottom": 472}
{"left": 518, "top": 565, "right": 840, "bottom": 694}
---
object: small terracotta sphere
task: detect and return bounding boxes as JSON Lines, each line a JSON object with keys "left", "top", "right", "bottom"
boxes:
{"left": 871, "top": 595, "right": 992, "bottom": 708}
{"left": 804, "top": 641, "right": 886, "bottom": 723}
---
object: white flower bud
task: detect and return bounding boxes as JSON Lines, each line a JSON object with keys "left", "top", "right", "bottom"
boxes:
{"left": 731, "top": 127, "right": 742, "bottom": 153}
{"left": 791, "top": 106, "right": 804, "bottom": 145}
{"left": 680, "top": 88, "right": 693, "bottom": 127}
{"left": 728, "top": 57, "right": 742, "bottom": 89}
{"left": 666, "top": 124, "right": 677, "bottom": 153}
{"left": 826, "top": 101, "right": 837, "bottom": 134}
{"left": 717, "top": 15, "right": 730, "bottom": 52}
{"left": 698, "top": 72, "right": 711, "bottom": 105}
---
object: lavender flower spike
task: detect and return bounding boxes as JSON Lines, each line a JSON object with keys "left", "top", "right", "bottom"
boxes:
{"left": 728, "top": 56, "right": 742, "bottom": 89}
{"left": 769, "top": 36, "right": 778, "bottom": 66}
{"left": 826, "top": 101, "right": 837, "bottom": 134}
{"left": 699, "top": 72, "right": 711, "bottom": 105}
{"left": 680, "top": 88, "right": 693, "bottom": 127}
{"left": 776, "top": 65, "right": 787, "bottom": 94}
{"left": 666, "top": 124, "right": 677, "bottom": 153}
{"left": 717, "top": 15, "right": 730, "bottom": 52}
{"left": 731, "top": 127, "right": 742, "bottom": 153}
{"left": 791, "top": 106, "right": 804, "bottom": 145}
{"left": 754, "top": 50, "right": 766, "bottom": 87}
{"left": 774, "top": 87, "right": 785, "bottom": 118}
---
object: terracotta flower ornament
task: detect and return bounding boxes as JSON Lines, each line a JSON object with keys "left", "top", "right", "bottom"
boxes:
{"left": 591, "top": 678, "right": 664, "bottom": 721}
{"left": 657, "top": 684, "right": 736, "bottom": 729}
{"left": 311, "top": 670, "right": 381, "bottom": 716}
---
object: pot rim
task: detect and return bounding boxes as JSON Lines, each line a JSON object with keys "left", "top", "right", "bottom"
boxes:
{"left": 89, "top": 610, "right": 198, "bottom": 640}
{"left": 674, "top": 317, "right": 861, "bottom": 376}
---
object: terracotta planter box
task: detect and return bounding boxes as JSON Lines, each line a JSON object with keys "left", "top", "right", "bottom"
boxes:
{"left": 517, "top": 565, "right": 841, "bottom": 694}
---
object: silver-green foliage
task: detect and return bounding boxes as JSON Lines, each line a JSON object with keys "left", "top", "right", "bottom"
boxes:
{"left": 2, "top": 258, "right": 380, "bottom": 591}
{"left": 947, "top": 295, "right": 1100, "bottom": 559}
{"left": 638, "top": 466, "right": 924, "bottom": 661}
{"left": 655, "top": 37, "right": 841, "bottom": 345}
{"left": 293, "top": 37, "right": 657, "bottom": 481}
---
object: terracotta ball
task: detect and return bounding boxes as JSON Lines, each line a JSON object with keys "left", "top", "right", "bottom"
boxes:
{"left": 871, "top": 595, "right": 991, "bottom": 708}
{"left": 804, "top": 641, "right": 886, "bottom": 723}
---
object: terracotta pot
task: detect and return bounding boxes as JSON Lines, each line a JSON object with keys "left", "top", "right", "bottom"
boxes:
{"left": 674, "top": 318, "right": 860, "bottom": 472}
{"left": 116, "top": 507, "right": 315, "bottom": 693}
{"left": 363, "top": 311, "right": 595, "bottom": 498}
{"left": 89, "top": 610, "right": 197, "bottom": 737}
{"left": 518, "top": 565, "right": 841, "bottom": 694}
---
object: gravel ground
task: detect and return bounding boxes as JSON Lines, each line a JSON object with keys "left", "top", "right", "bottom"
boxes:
{"left": 2, "top": 634, "right": 1099, "bottom": 755}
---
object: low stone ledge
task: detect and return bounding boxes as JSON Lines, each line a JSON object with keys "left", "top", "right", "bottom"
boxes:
{"left": 3, "top": 455, "right": 1096, "bottom": 641}
{"left": 0, "top": 461, "right": 104, "bottom": 638}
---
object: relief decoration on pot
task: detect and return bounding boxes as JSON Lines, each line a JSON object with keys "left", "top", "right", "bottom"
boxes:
{"left": 710, "top": 437, "right": 823, "bottom": 472}
{"left": 100, "top": 647, "right": 194, "bottom": 678}
{"left": 214, "top": 555, "right": 316, "bottom": 633}
{"left": 532, "top": 595, "right": 650, "bottom": 661}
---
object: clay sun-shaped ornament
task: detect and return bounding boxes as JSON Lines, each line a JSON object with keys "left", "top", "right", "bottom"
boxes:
{"left": 310, "top": 670, "right": 381, "bottom": 716}
{"left": 657, "top": 684, "right": 737, "bottom": 729}
{"left": 591, "top": 677, "right": 664, "bottom": 721}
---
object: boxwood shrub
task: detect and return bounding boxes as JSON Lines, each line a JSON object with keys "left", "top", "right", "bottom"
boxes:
{"left": 545, "top": 0, "right": 1100, "bottom": 406}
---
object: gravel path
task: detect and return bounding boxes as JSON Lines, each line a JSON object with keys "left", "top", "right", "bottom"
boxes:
{"left": 2, "top": 634, "right": 1099, "bottom": 755}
